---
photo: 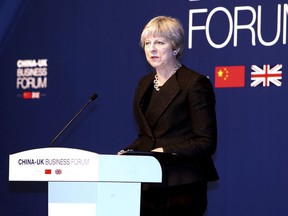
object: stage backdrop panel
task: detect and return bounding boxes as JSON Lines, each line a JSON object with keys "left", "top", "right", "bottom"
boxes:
{"left": 1, "top": 0, "right": 288, "bottom": 215}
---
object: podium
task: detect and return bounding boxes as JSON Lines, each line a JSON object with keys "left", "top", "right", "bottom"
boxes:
{"left": 9, "top": 147, "right": 162, "bottom": 216}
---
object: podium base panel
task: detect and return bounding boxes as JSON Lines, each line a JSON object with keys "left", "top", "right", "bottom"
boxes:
{"left": 48, "top": 182, "right": 141, "bottom": 216}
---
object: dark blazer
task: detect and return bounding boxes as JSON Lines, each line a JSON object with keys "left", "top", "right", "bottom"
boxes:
{"left": 125, "top": 65, "right": 219, "bottom": 187}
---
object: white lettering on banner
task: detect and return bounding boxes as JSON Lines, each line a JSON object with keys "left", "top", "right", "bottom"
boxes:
{"left": 16, "top": 58, "right": 48, "bottom": 99}
{"left": 233, "top": 6, "right": 256, "bottom": 47}
{"left": 188, "top": 4, "right": 288, "bottom": 48}
{"left": 17, "top": 59, "right": 48, "bottom": 68}
{"left": 16, "top": 77, "right": 47, "bottom": 89}
{"left": 17, "top": 68, "right": 47, "bottom": 77}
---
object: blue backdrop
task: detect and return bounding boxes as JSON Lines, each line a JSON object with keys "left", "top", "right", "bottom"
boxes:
{"left": 1, "top": 0, "right": 288, "bottom": 215}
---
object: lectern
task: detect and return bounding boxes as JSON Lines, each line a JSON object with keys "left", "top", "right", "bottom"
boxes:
{"left": 9, "top": 147, "right": 162, "bottom": 216}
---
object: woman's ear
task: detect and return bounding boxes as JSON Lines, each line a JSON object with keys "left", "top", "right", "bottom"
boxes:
{"left": 173, "top": 48, "right": 180, "bottom": 56}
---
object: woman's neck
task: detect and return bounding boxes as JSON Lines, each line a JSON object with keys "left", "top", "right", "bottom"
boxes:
{"left": 155, "top": 61, "right": 181, "bottom": 85}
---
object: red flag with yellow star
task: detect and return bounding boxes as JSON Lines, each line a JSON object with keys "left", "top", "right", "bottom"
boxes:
{"left": 214, "top": 65, "right": 245, "bottom": 88}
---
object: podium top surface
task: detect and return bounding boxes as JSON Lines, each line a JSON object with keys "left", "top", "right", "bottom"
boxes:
{"left": 9, "top": 147, "right": 162, "bottom": 183}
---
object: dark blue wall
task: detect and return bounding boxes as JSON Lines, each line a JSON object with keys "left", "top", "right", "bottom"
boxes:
{"left": 1, "top": 0, "right": 288, "bottom": 215}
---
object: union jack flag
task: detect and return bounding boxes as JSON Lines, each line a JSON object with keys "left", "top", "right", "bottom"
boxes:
{"left": 250, "top": 64, "right": 282, "bottom": 87}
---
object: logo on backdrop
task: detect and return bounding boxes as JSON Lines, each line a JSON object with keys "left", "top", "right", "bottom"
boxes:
{"left": 214, "top": 64, "right": 283, "bottom": 88}
{"left": 16, "top": 59, "right": 48, "bottom": 99}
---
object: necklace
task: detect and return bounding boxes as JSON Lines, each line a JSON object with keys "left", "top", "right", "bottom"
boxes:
{"left": 153, "top": 63, "right": 182, "bottom": 91}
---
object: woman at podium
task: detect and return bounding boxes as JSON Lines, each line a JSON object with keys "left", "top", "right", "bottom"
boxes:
{"left": 118, "top": 16, "right": 219, "bottom": 216}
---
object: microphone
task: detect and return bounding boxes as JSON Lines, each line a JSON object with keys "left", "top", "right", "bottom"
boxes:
{"left": 50, "top": 93, "right": 98, "bottom": 147}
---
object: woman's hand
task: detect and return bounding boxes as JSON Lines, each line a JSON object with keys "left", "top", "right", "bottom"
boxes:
{"left": 151, "top": 147, "right": 164, "bottom": 153}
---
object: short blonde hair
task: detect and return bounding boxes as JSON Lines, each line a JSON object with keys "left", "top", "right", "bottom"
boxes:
{"left": 140, "top": 16, "right": 184, "bottom": 59}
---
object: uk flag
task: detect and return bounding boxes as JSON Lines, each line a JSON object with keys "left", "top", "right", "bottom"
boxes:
{"left": 250, "top": 64, "right": 282, "bottom": 87}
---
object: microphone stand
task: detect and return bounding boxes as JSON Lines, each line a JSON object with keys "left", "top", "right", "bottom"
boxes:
{"left": 50, "top": 93, "right": 97, "bottom": 147}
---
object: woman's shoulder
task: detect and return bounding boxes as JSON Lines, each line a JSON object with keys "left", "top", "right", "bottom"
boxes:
{"left": 177, "top": 65, "right": 206, "bottom": 81}
{"left": 177, "top": 65, "right": 213, "bottom": 88}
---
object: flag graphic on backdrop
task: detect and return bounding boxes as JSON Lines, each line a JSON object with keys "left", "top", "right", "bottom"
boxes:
{"left": 214, "top": 66, "right": 245, "bottom": 88}
{"left": 250, "top": 64, "right": 282, "bottom": 87}
{"left": 23, "top": 92, "right": 32, "bottom": 99}
{"left": 22, "top": 91, "right": 41, "bottom": 99}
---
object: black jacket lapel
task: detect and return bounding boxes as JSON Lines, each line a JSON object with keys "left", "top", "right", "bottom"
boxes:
{"left": 145, "top": 74, "right": 180, "bottom": 127}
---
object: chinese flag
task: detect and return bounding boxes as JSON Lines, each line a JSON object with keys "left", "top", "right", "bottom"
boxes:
{"left": 45, "top": 169, "right": 52, "bottom": 174}
{"left": 215, "top": 66, "right": 245, "bottom": 88}
{"left": 23, "top": 92, "right": 32, "bottom": 99}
